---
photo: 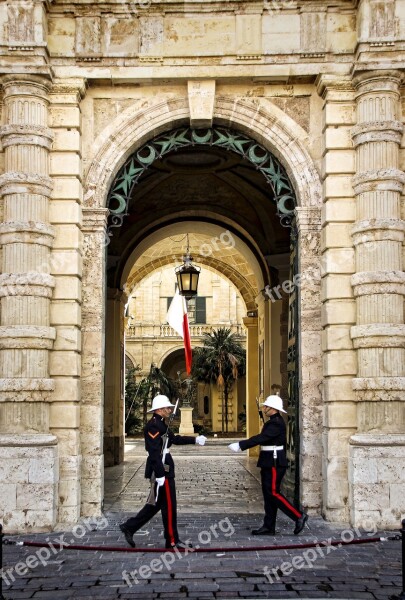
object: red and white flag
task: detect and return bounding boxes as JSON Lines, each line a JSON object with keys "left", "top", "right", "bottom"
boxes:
{"left": 167, "top": 290, "right": 192, "bottom": 374}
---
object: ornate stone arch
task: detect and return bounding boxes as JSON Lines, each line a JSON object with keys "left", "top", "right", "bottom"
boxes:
{"left": 82, "top": 94, "right": 323, "bottom": 513}
{"left": 83, "top": 96, "right": 322, "bottom": 211}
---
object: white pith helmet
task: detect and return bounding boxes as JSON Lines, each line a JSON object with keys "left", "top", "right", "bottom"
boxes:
{"left": 262, "top": 394, "right": 287, "bottom": 413}
{"left": 147, "top": 394, "right": 175, "bottom": 413}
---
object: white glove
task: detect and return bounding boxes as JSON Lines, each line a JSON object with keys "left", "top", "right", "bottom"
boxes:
{"left": 156, "top": 476, "right": 165, "bottom": 487}
{"left": 228, "top": 442, "right": 241, "bottom": 452}
{"left": 195, "top": 435, "right": 207, "bottom": 446}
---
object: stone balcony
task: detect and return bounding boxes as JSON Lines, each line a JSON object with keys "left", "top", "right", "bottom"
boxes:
{"left": 125, "top": 323, "right": 246, "bottom": 339}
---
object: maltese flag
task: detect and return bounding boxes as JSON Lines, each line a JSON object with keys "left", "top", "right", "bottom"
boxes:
{"left": 167, "top": 290, "right": 192, "bottom": 374}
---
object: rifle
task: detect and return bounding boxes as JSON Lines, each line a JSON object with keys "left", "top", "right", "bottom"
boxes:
{"left": 256, "top": 396, "right": 265, "bottom": 424}
{"left": 146, "top": 398, "right": 179, "bottom": 506}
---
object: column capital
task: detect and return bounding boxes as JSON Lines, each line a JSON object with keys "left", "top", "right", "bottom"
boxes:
{"left": 315, "top": 73, "right": 354, "bottom": 100}
{"left": 352, "top": 168, "right": 405, "bottom": 195}
{"left": 82, "top": 208, "right": 109, "bottom": 232}
{"left": 0, "top": 221, "right": 55, "bottom": 247}
{"left": 0, "top": 124, "right": 54, "bottom": 150}
{"left": 294, "top": 206, "right": 321, "bottom": 233}
{"left": 351, "top": 218, "right": 405, "bottom": 247}
{"left": 351, "top": 271, "right": 405, "bottom": 297}
{"left": 0, "top": 273, "right": 55, "bottom": 298}
{"left": 352, "top": 69, "right": 403, "bottom": 94}
{"left": 242, "top": 316, "right": 258, "bottom": 329}
{"left": 50, "top": 78, "right": 88, "bottom": 103}
{"left": 351, "top": 120, "right": 403, "bottom": 148}
{"left": 1, "top": 74, "right": 52, "bottom": 99}
{"left": 352, "top": 377, "right": 405, "bottom": 402}
{"left": 0, "top": 172, "right": 54, "bottom": 197}
{"left": 351, "top": 324, "right": 405, "bottom": 349}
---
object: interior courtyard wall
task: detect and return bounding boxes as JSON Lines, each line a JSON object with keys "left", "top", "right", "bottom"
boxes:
{"left": 124, "top": 265, "right": 246, "bottom": 433}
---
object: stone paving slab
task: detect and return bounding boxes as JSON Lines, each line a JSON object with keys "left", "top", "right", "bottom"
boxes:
{"left": 2, "top": 442, "right": 404, "bottom": 600}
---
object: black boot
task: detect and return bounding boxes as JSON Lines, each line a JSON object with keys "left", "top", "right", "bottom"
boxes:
{"left": 293, "top": 513, "right": 308, "bottom": 535}
{"left": 119, "top": 524, "right": 136, "bottom": 548}
{"left": 251, "top": 525, "right": 276, "bottom": 535}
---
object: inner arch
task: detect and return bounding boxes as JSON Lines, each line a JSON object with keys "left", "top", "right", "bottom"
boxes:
{"left": 107, "top": 127, "right": 297, "bottom": 241}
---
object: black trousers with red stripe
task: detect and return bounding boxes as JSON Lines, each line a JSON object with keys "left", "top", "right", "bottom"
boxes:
{"left": 123, "top": 478, "right": 178, "bottom": 546}
{"left": 261, "top": 466, "right": 302, "bottom": 531}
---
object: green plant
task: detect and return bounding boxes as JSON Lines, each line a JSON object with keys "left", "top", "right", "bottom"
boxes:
{"left": 192, "top": 327, "right": 246, "bottom": 433}
{"left": 238, "top": 404, "right": 246, "bottom": 432}
{"left": 125, "top": 366, "right": 146, "bottom": 435}
{"left": 125, "top": 364, "right": 178, "bottom": 435}
{"left": 193, "top": 423, "right": 210, "bottom": 436}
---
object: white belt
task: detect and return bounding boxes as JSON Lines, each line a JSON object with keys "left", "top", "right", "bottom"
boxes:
{"left": 261, "top": 445, "right": 283, "bottom": 458}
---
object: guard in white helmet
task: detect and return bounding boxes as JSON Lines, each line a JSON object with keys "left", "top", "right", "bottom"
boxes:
{"left": 228, "top": 394, "right": 308, "bottom": 536}
{"left": 119, "top": 395, "right": 207, "bottom": 549}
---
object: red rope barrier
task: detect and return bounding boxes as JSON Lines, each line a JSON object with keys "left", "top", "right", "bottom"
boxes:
{"left": 12, "top": 536, "right": 385, "bottom": 553}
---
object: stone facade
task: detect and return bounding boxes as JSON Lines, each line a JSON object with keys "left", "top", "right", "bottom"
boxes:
{"left": 0, "top": 0, "right": 403, "bottom": 531}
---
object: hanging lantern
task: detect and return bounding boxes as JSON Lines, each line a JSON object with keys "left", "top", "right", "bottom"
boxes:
{"left": 174, "top": 235, "right": 201, "bottom": 300}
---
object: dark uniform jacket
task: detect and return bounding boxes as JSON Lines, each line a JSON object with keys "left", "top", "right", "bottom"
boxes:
{"left": 239, "top": 412, "right": 288, "bottom": 468}
{"left": 144, "top": 413, "right": 195, "bottom": 480}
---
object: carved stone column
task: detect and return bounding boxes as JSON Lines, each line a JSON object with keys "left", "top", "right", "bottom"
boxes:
{"left": 81, "top": 208, "right": 108, "bottom": 516}
{"left": 350, "top": 71, "right": 405, "bottom": 528}
{"left": 242, "top": 315, "right": 259, "bottom": 457}
{"left": 104, "top": 287, "right": 126, "bottom": 467}
{"left": 0, "top": 74, "right": 58, "bottom": 532}
{"left": 295, "top": 206, "right": 323, "bottom": 513}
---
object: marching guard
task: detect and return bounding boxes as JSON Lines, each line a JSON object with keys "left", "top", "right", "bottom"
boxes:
{"left": 228, "top": 394, "right": 308, "bottom": 536}
{"left": 119, "top": 395, "right": 207, "bottom": 549}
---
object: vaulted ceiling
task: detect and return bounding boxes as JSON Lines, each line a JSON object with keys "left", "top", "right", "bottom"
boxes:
{"left": 107, "top": 143, "right": 292, "bottom": 297}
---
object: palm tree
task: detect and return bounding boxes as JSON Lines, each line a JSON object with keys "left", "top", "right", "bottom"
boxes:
{"left": 192, "top": 327, "right": 246, "bottom": 433}
{"left": 126, "top": 364, "right": 177, "bottom": 431}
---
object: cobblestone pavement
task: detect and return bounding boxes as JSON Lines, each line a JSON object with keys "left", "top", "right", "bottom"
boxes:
{"left": 1, "top": 441, "right": 403, "bottom": 600}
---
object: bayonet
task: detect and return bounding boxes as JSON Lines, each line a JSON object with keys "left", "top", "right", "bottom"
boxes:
{"left": 256, "top": 396, "right": 265, "bottom": 424}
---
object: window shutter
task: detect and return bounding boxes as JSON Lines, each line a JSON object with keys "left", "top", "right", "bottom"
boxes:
{"left": 195, "top": 297, "right": 206, "bottom": 323}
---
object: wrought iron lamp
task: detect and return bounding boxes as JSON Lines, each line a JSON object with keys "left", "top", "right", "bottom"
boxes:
{"left": 175, "top": 235, "right": 201, "bottom": 300}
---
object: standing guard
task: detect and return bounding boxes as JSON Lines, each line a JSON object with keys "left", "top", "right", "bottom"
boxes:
{"left": 228, "top": 394, "right": 308, "bottom": 535}
{"left": 119, "top": 395, "right": 207, "bottom": 549}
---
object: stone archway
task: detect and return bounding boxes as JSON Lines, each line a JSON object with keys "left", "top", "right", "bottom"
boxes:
{"left": 82, "top": 96, "right": 323, "bottom": 515}
{"left": 84, "top": 96, "right": 321, "bottom": 211}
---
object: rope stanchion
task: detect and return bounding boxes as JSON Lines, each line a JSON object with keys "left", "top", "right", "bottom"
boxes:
{"left": 2, "top": 520, "right": 404, "bottom": 599}
{"left": 1, "top": 535, "right": 386, "bottom": 554}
